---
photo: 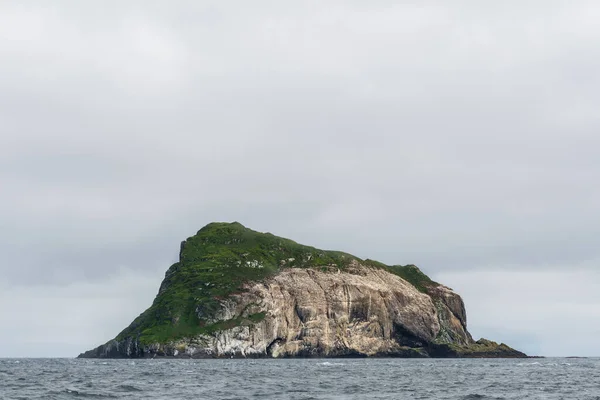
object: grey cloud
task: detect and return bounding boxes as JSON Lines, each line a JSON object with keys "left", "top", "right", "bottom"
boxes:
{"left": 435, "top": 269, "right": 600, "bottom": 356}
{"left": 0, "top": 268, "right": 165, "bottom": 357}
{"left": 1, "top": 1, "right": 599, "bottom": 356}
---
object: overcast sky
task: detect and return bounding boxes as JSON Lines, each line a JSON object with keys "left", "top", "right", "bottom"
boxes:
{"left": 1, "top": 1, "right": 599, "bottom": 358}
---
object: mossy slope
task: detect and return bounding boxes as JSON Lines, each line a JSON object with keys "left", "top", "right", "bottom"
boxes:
{"left": 114, "top": 222, "right": 439, "bottom": 345}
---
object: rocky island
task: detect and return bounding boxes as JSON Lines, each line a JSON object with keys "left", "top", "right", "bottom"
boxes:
{"left": 79, "top": 222, "right": 526, "bottom": 358}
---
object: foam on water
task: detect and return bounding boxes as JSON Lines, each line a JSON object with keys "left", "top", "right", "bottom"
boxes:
{"left": 319, "top": 361, "right": 346, "bottom": 366}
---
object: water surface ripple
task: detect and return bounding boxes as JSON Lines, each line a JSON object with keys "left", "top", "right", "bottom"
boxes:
{"left": 1, "top": 358, "right": 599, "bottom": 399}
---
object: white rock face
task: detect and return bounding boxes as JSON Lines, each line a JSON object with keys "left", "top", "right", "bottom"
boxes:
{"left": 169, "top": 261, "right": 471, "bottom": 357}
{"left": 83, "top": 261, "right": 473, "bottom": 358}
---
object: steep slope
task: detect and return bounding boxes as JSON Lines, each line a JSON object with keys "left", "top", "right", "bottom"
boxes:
{"left": 79, "top": 222, "right": 526, "bottom": 358}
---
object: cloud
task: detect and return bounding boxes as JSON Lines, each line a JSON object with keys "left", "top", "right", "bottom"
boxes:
{"left": 1, "top": 1, "right": 599, "bottom": 356}
{"left": 435, "top": 268, "right": 600, "bottom": 357}
{"left": 0, "top": 268, "right": 164, "bottom": 357}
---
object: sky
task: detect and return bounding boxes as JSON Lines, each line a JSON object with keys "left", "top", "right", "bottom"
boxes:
{"left": 1, "top": 1, "right": 599, "bottom": 358}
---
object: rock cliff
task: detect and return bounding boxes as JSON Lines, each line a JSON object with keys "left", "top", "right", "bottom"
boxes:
{"left": 78, "top": 222, "right": 526, "bottom": 358}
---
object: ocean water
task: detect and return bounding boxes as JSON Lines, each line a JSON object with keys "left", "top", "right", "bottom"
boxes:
{"left": 0, "top": 358, "right": 598, "bottom": 399}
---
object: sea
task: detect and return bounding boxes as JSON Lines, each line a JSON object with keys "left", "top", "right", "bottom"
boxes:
{"left": 0, "top": 358, "right": 598, "bottom": 399}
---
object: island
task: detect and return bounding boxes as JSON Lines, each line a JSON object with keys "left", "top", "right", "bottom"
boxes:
{"left": 79, "top": 222, "right": 526, "bottom": 358}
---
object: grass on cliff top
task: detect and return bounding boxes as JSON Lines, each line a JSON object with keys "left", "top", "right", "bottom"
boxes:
{"left": 386, "top": 264, "right": 437, "bottom": 293}
{"left": 115, "top": 222, "right": 437, "bottom": 345}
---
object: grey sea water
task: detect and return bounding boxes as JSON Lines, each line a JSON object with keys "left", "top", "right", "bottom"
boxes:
{"left": 0, "top": 358, "right": 598, "bottom": 400}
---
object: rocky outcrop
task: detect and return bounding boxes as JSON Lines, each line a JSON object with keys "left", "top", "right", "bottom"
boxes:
{"left": 78, "top": 222, "right": 526, "bottom": 359}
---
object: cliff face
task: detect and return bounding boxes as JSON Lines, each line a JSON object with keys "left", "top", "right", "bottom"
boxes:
{"left": 79, "top": 223, "right": 526, "bottom": 359}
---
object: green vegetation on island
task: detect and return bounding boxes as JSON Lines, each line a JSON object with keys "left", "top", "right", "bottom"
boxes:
{"left": 116, "top": 222, "right": 438, "bottom": 345}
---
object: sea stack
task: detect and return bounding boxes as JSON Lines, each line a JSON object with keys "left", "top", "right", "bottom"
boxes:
{"left": 79, "top": 222, "right": 526, "bottom": 358}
